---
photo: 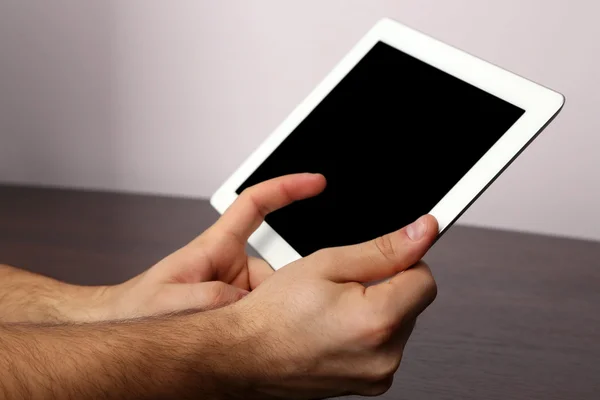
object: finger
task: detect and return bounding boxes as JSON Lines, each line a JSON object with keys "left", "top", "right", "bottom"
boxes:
{"left": 247, "top": 256, "right": 274, "bottom": 289}
{"left": 367, "top": 261, "right": 437, "bottom": 323}
{"left": 313, "top": 214, "right": 438, "bottom": 283}
{"left": 212, "top": 173, "right": 326, "bottom": 242}
{"left": 166, "top": 281, "right": 249, "bottom": 312}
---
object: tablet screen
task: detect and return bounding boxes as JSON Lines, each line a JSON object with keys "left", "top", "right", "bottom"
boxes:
{"left": 236, "top": 41, "right": 525, "bottom": 257}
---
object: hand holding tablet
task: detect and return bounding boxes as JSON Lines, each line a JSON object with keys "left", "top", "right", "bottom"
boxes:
{"left": 211, "top": 17, "right": 564, "bottom": 270}
{"left": 221, "top": 174, "right": 439, "bottom": 397}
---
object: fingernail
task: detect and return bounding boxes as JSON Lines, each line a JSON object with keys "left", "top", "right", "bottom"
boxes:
{"left": 406, "top": 216, "right": 427, "bottom": 241}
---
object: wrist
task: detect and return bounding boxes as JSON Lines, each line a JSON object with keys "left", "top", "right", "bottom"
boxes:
{"left": 181, "top": 304, "right": 265, "bottom": 398}
{"left": 0, "top": 263, "right": 115, "bottom": 323}
{"left": 56, "top": 283, "right": 116, "bottom": 322}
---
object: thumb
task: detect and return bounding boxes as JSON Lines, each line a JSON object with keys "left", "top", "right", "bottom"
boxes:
{"left": 312, "top": 214, "right": 438, "bottom": 283}
{"left": 166, "top": 281, "right": 249, "bottom": 312}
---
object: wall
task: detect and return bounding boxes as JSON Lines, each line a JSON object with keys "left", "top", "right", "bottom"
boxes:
{"left": 1, "top": 0, "right": 598, "bottom": 241}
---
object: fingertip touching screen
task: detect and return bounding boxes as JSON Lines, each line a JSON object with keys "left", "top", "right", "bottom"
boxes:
{"left": 237, "top": 41, "right": 525, "bottom": 256}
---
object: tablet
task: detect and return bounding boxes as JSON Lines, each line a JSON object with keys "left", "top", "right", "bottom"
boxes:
{"left": 211, "top": 17, "right": 565, "bottom": 270}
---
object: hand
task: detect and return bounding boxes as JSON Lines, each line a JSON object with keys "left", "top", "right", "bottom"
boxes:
{"left": 99, "top": 173, "right": 327, "bottom": 320}
{"left": 224, "top": 213, "right": 438, "bottom": 399}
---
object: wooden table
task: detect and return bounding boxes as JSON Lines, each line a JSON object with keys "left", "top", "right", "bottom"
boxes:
{"left": 1, "top": 185, "right": 599, "bottom": 399}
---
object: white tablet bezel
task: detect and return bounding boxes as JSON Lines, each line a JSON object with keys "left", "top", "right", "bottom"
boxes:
{"left": 210, "top": 17, "right": 565, "bottom": 270}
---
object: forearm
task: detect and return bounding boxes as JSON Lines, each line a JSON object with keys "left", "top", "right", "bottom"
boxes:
{"left": 0, "top": 311, "right": 242, "bottom": 400}
{"left": 0, "top": 264, "right": 109, "bottom": 323}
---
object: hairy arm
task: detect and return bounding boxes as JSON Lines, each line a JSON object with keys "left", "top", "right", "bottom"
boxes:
{"left": 0, "top": 310, "right": 246, "bottom": 400}
{"left": 0, "top": 264, "right": 109, "bottom": 323}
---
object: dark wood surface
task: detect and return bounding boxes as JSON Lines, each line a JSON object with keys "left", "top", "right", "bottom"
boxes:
{"left": 1, "top": 184, "right": 599, "bottom": 399}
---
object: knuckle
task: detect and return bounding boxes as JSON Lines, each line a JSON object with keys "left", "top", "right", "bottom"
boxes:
{"left": 312, "top": 248, "right": 338, "bottom": 267}
{"left": 369, "top": 376, "right": 395, "bottom": 396}
{"left": 238, "top": 186, "right": 253, "bottom": 200}
{"left": 359, "top": 359, "right": 398, "bottom": 396}
{"left": 274, "top": 180, "right": 293, "bottom": 204}
{"left": 415, "top": 262, "right": 438, "bottom": 302}
{"left": 425, "top": 276, "right": 438, "bottom": 302}
{"left": 363, "top": 314, "right": 397, "bottom": 347}
{"left": 373, "top": 357, "right": 401, "bottom": 382}
{"left": 372, "top": 234, "right": 397, "bottom": 264}
{"left": 371, "top": 376, "right": 395, "bottom": 396}
{"left": 207, "top": 282, "right": 228, "bottom": 303}
{"left": 381, "top": 355, "right": 402, "bottom": 379}
{"left": 239, "top": 187, "right": 270, "bottom": 217}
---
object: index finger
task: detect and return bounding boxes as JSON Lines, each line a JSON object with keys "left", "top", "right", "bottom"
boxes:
{"left": 213, "top": 173, "right": 326, "bottom": 242}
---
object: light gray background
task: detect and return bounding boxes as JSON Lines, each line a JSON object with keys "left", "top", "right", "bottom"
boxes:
{"left": 1, "top": 1, "right": 598, "bottom": 241}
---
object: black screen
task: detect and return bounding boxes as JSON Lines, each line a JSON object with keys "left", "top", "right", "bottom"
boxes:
{"left": 237, "top": 41, "right": 525, "bottom": 257}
